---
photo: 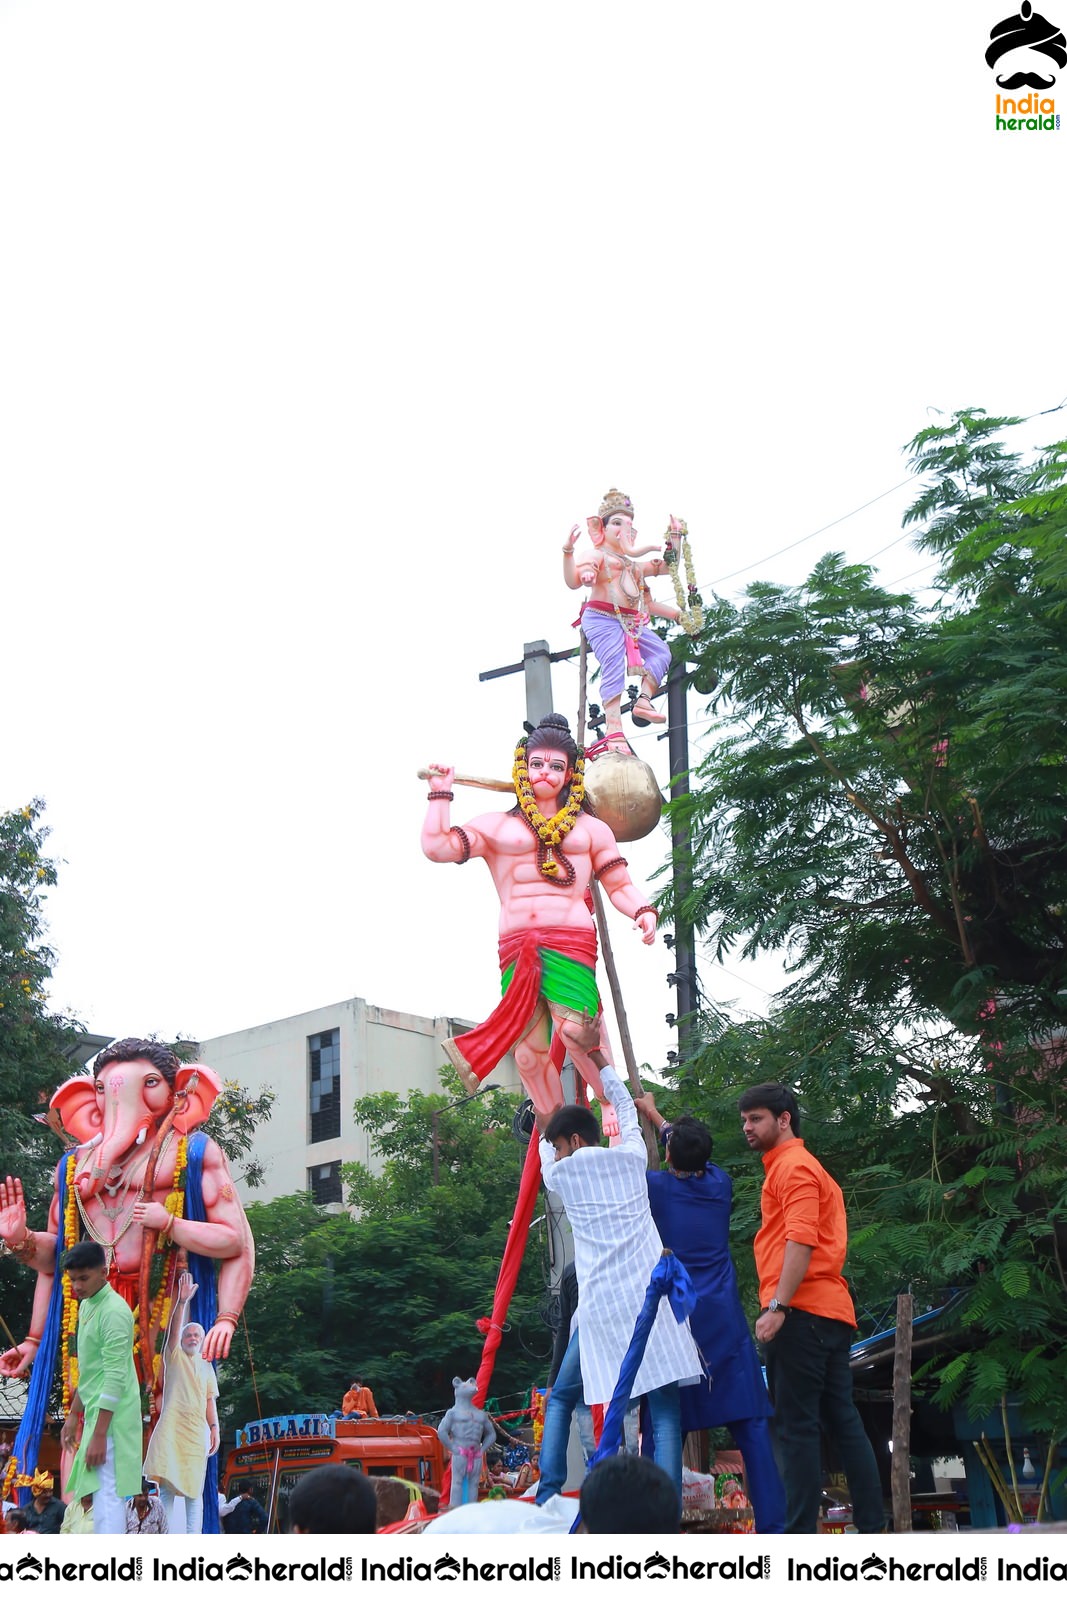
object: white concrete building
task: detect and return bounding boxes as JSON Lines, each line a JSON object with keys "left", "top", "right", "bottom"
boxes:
{"left": 198, "top": 996, "right": 521, "bottom": 1206}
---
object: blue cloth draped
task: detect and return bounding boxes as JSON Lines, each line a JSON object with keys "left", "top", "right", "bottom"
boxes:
{"left": 570, "top": 1251, "right": 695, "bottom": 1532}
{"left": 12, "top": 1152, "right": 72, "bottom": 1507}
{"left": 185, "top": 1130, "right": 221, "bottom": 1534}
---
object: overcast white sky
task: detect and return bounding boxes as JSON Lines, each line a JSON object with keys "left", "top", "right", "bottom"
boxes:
{"left": 2, "top": 1, "right": 1063, "bottom": 1088}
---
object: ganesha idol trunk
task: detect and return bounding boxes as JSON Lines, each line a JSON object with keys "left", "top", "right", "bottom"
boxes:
{"left": 51, "top": 1061, "right": 220, "bottom": 1201}
{"left": 583, "top": 749, "right": 662, "bottom": 842}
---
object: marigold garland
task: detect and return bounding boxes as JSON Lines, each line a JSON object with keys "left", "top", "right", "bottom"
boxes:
{"left": 511, "top": 740, "right": 586, "bottom": 883}
{"left": 143, "top": 1137, "right": 187, "bottom": 1383}
{"left": 156, "top": 1135, "right": 188, "bottom": 1250}
{"left": 142, "top": 1259, "right": 179, "bottom": 1384}
{"left": 663, "top": 518, "right": 704, "bottom": 636}
{"left": 61, "top": 1177, "right": 79, "bottom": 1410}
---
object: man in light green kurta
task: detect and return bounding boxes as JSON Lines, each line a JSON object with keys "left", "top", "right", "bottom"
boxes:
{"left": 59, "top": 1242, "right": 143, "bottom": 1536}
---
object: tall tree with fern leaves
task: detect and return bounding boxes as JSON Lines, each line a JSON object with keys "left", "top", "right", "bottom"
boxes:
{"left": 660, "top": 410, "right": 1067, "bottom": 1433}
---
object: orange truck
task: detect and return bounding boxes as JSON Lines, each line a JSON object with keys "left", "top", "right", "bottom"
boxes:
{"left": 219, "top": 1413, "right": 444, "bottom": 1533}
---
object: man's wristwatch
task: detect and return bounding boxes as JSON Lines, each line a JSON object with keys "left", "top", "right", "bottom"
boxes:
{"left": 767, "top": 1298, "right": 791, "bottom": 1316}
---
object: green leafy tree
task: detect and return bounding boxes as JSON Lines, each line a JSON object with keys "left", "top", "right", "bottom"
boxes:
{"left": 172, "top": 1040, "right": 276, "bottom": 1190}
{"left": 673, "top": 412, "right": 1067, "bottom": 1039}
{"left": 202, "top": 1081, "right": 277, "bottom": 1190}
{"left": 219, "top": 1075, "right": 548, "bottom": 1430}
{"left": 0, "top": 800, "right": 80, "bottom": 1332}
{"left": 662, "top": 410, "right": 1067, "bottom": 1429}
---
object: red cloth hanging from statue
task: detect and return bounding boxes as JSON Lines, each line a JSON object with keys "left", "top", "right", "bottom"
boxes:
{"left": 473, "top": 1032, "right": 572, "bottom": 1408}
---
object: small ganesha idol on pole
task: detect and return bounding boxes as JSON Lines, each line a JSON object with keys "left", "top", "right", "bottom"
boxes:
{"left": 563, "top": 487, "right": 698, "bottom": 755}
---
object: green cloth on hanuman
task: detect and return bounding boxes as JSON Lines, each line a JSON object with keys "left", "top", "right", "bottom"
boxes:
{"left": 501, "top": 945, "right": 600, "bottom": 1018}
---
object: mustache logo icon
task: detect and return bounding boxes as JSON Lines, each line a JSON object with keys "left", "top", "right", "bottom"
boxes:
{"left": 996, "top": 69, "right": 1058, "bottom": 84}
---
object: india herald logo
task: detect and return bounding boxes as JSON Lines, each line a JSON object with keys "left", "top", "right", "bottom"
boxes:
{"left": 987, "top": 1, "right": 1067, "bottom": 87}
{"left": 861, "top": 1554, "right": 890, "bottom": 1579}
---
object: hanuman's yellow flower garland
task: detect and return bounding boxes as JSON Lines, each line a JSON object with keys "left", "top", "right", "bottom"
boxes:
{"left": 512, "top": 741, "right": 586, "bottom": 883}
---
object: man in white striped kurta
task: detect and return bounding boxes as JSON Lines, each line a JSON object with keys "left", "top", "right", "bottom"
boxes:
{"left": 535, "top": 1062, "right": 702, "bottom": 1503}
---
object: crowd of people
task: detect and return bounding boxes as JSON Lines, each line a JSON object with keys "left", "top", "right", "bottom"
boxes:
{"left": 0, "top": 1058, "right": 879, "bottom": 1541}
{"left": 0, "top": 1065, "right": 879, "bottom": 1542}
{"left": 1, "top": 1068, "right": 878, "bottom": 1538}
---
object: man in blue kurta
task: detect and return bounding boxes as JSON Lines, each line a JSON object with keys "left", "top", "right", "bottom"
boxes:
{"left": 59, "top": 1241, "right": 143, "bottom": 1535}
{"left": 636, "top": 1096, "right": 787, "bottom": 1533}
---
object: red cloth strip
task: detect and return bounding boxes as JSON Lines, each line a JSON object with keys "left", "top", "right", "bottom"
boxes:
{"left": 450, "top": 926, "right": 598, "bottom": 1085}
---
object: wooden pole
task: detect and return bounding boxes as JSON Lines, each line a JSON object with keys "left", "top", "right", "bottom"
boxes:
{"left": 891, "top": 1291, "right": 914, "bottom": 1532}
{"left": 591, "top": 882, "right": 660, "bottom": 1170}
{"left": 576, "top": 632, "right": 658, "bottom": 1167}
{"left": 416, "top": 767, "right": 511, "bottom": 792}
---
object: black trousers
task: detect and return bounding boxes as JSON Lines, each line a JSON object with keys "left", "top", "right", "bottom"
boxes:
{"left": 764, "top": 1308, "right": 884, "bottom": 1533}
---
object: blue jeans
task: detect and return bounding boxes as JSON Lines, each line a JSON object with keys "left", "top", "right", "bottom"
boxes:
{"left": 536, "top": 1329, "right": 586, "bottom": 1503}
{"left": 638, "top": 1383, "right": 682, "bottom": 1494}
{"left": 730, "top": 1415, "right": 787, "bottom": 1534}
{"left": 764, "top": 1309, "right": 885, "bottom": 1533}
{"left": 536, "top": 1330, "right": 682, "bottom": 1503}
{"left": 575, "top": 1401, "right": 597, "bottom": 1464}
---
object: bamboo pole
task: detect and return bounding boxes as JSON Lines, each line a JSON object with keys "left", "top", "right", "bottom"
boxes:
{"left": 1001, "top": 1395, "right": 1023, "bottom": 1517}
{"left": 574, "top": 633, "right": 658, "bottom": 1166}
{"left": 1037, "top": 1436, "right": 1056, "bottom": 1522}
{"left": 890, "top": 1292, "right": 913, "bottom": 1532}
{"left": 976, "top": 1434, "right": 1017, "bottom": 1518}
{"left": 591, "top": 882, "right": 660, "bottom": 1170}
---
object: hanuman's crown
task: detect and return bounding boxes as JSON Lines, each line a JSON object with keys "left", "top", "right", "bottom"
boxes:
{"left": 598, "top": 487, "right": 634, "bottom": 521}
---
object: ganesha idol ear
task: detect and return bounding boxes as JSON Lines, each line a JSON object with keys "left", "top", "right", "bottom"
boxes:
{"left": 172, "top": 1063, "right": 223, "bottom": 1132}
{"left": 587, "top": 515, "right": 605, "bottom": 548}
{"left": 50, "top": 1076, "right": 104, "bottom": 1143}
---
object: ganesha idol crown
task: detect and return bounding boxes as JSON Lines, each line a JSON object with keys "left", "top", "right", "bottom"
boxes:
{"left": 598, "top": 487, "right": 634, "bottom": 520}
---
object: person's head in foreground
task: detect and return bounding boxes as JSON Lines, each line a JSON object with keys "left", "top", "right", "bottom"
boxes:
{"left": 288, "top": 1464, "right": 378, "bottom": 1534}
{"left": 132, "top": 1479, "right": 156, "bottom": 1513}
{"left": 31, "top": 1470, "right": 55, "bottom": 1510}
{"left": 578, "top": 1454, "right": 681, "bottom": 1534}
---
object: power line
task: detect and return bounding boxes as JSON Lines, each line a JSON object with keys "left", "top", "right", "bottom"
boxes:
{"left": 703, "top": 398, "right": 1066, "bottom": 595}
{"left": 708, "top": 480, "right": 913, "bottom": 587}
{"left": 865, "top": 529, "right": 914, "bottom": 561}
{"left": 882, "top": 559, "right": 940, "bottom": 587}
{"left": 699, "top": 958, "right": 775, "bottom": 999}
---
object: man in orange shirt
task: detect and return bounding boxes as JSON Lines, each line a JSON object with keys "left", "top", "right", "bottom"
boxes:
{"left": 739, "top": 1082, "right": 884, "bottom": 1533}
{"left": 341, "top": 1379, "right": 378, "bottom": 1419}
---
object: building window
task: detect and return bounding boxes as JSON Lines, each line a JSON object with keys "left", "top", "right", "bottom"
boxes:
{"left": 309, "top": 1028, "right": 341, "bottom": 1143}
{"left": 308, "top": 1160, "right": 342, "bottom": 1207}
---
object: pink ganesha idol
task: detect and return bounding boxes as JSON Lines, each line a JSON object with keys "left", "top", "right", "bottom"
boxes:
{"left": 562, "top": 487, "right": 684, "bottom": 754}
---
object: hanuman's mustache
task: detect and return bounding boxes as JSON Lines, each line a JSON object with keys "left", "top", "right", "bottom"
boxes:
{"left": 996, "top": 70, "right": 1057, "bottom": 87}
